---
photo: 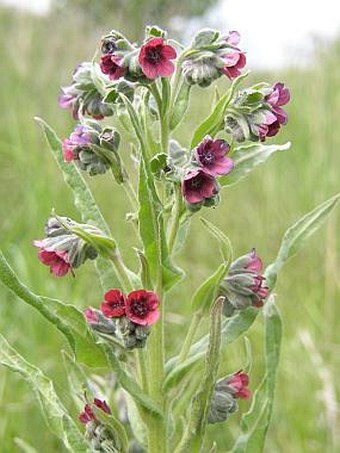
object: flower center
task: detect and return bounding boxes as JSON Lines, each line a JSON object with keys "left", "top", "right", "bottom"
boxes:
{"left": 190, "top": 175, "right": 203, "bottom": 189}
{"left": 200, "top": 151, "right": 215, "bottom": 165}
{"left": 146, "top": 47, "right": 162, "bottom": 64}
{"left": 130, "top": 297, "right": 149, "bottom": 317}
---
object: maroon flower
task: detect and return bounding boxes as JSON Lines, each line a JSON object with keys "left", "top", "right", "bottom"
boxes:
{"left": 138, "top": 37, "right": 177, "bottom": 80}
{"left": 222, "top": 50, "right": 247, "bottom": 80}
{"left": 79, "top": 399, "right": 111, "bottom": 425}
{"left": 62, "top": 124, "right": 92, "bottom": 163}
{"left": 263, "top": 82, "right": 290, "bottom": 138}
{"left": 100, "top": 289, "right": 126, "bottom": 318}
{"left": 100, "top": 54, "right": 125, "bottom": 81}
{"left": 226, "top": 370, "right": 251, "bottom": 399}
{"left": 195, "top": 137, "right": 234, "bottom": 176}
{"left": 125, "top": 290, "right": 160, "bottom": 326}
{"left": 182, "top": 168, "right": 217, "bottom": 204}
{"left": 33, "top": 241, "right": 71, "bottom": 277}
{"left": 84, "top": 307, "right": 99, "bottom": 324}
{"left": 245, "top": 248, "right": 263, "bottom": 273}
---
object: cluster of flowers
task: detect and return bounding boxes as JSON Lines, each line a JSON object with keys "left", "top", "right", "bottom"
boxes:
{"left": 181, "top": 136, "right": 234, "bottom": 207}
{"left": 62, "top": 121, "right": 122, "bottom": 177}
{"left": 208, "top": 370, "right": 251, "bottom": 423}
{"left": 34, "top": 216, "right": 99, "bottom": 277}
{"left": 225, "top": 82, "right": 290, "bottom": 142}
{"left": 84, "top": 289, "right": 160, "bottom": 349}
{"left": 219, "top": 248, "right": 269, "bottom": 317}
{"left": 79, "top": 399, "right": 119, "bottom": 451}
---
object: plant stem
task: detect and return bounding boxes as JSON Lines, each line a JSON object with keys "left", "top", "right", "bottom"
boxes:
{"left": 178, "top": 310, "right": 203, "bottom": 363}
{"left": 168, "top": 184, "right": 183, "bottom": 253}
{"left": 136, "top": 349, "right": 149, "bottom": 393}
{"left": 109, "top": 251, "right": 133, "bottom": 292}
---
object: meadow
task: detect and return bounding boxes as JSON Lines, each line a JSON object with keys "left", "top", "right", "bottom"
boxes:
{"left": 0, "top": 7, "right": 339, "bottom": 452}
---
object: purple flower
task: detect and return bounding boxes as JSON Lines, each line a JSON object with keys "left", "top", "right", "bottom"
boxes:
{"left": 138, "top": 37, "right": 177, "bottom": 80}
{"left": 182, "top": 168, "right": 218, "bottom": 204}
{"left": 195, "top": 137, "right": 234, "bottom": 176}
{"left": 62, "top": 125, "right": 92, "bottom": 163}
{"left": 222, "top": 50, "right": 247, "bottom": 80}
{"left": 225, "top": 30, "right": 241, "bottom": 46}
{"left": 100, "top": 54, "right": 125, "bottom": 80}
{"left": 262, "top": 82, "right": 290, "bottom": 139}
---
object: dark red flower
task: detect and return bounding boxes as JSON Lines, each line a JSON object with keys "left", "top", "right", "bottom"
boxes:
{"left": 262, "top": 82, "right": 290, "bottom": 139}
{"left": 126, "top": 290, "right": 160, "bottom": 326}
{"left": 195, "top": 137, "right": 234, "bottom": 176}
{"left": 33, "top": 240, "right": 71, "bottom": 277}
{"left": 226, "top": 370, "right": 251, "bottom": 399}
{"left": 182, "top": 168, "right": 218, "bottom": 204}
{"left": 222, "top": 50, "right": 246, "bottom": 80}
{"left": 100, "top": 289, "right": 126, "bottom": 318}
{"left": 100, "top": 54, "right": 125, "bottom": 80}
{"left": 79, "top": 399, "right": 111, "bottom": 425}
{"left": 138, "top": 37, "right": 177, "bottom": 79}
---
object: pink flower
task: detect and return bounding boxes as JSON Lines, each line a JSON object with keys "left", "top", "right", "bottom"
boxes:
{"left": 84, "top": 307, "right": 99, "bottom": 324}
{"left": 100, "top": 54, "right": 125, "bottom": 80}
{"left": 100, "top": 289, "right": 126, "bottom": 318}
{"left": 182, "top": 168, "right": 218, "bottom": 204}
{"left": 245, "top": 248, "right": 263, "bottom": 273}
{"left": 225, "top": 30, "right": 241, "bottom": 46}
{"left": 263, "top": 82, "right": 290, "bottom": 138}
{"left": 62, "top": 124, "right": 92, "bottom": 163}
{"left": 222, "top": 50, "right": 247, "bottom": 80}
{"left": 227, "top": 370, "right": 251, "bottom": 399}
{"left": 33, "top": 240, "right": 71, "bottom": 277}
{"left": 195, "top": 137, "right": 234, "bottom": 176}
{"left": 125, "top": 290, "right": 160, "bottom": 326}
{"left": 138, "top": 37, "right": 177, "bottom": 79}
{"left": 79, "top": 399, "right": 111, "bottom": 425}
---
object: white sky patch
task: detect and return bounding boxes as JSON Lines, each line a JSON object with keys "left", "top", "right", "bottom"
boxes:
{"left": 172, "top": 0, "right": 340, "bottom": 68}
{"left": 1, "top": 0, "right": 340, "bottom": 68}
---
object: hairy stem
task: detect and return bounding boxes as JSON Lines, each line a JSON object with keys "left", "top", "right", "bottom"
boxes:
{"left": 178, "top": 310, "right": 203, "bottom": 363}
{"left": 168, "top": 184, "right": 183, "bottom": 253}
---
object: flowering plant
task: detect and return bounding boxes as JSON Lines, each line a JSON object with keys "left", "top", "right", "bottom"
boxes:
{"left": 0, "top": 24, "right": 339, "bottom": 452}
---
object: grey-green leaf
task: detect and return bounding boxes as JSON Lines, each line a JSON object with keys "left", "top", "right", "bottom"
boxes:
{"left": 265, "top": 192, "right": 340, "bottom": 289}
{"left": 219, "top": 142, "right": 291, "bottom": 187}
{"left": 191, "top": 263, "right": 227, "bottom": 312}
{"left": 170, "top": 82, "right": 191, "bottom": 131}
{"left": 0, "top": 334, "right": 88, "bottom": 452}
{"left": 0, "top": 250, "right": 107, "bottom": 368}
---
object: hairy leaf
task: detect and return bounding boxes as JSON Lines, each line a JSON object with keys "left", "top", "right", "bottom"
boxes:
{"left": 0, "top": 334, "right": 87, "bottom": 452}
{"left": 170, "top": 82, "right": 191, "bottom": 131}
{"left": 219, "top": 142, "right": 291, "bottom": 187}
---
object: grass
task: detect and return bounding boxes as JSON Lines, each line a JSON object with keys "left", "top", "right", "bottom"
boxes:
{"left": 0, "top": 6, "right": 339, "bottom": 452}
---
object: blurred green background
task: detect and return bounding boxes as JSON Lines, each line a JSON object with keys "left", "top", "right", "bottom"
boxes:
{"left": 0, "top": 2, "right": 339, "bottom": 452}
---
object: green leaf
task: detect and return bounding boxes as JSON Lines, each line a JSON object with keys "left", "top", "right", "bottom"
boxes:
{"left": 265, "top": 192, "right": 340, "bottom": 289}
{"left": 165, "top": 308, "right": 258, "bottom": 390}
{"left": 190, "top": 72, "right": 249, "bottom": 148}
{"left": 201, "top": 218, "right": 233, "bottom": 263}
{"left": 0, "top": 334, "right": 87, "bottom": 452}
{"left": 219, "top": 142, "right": 291, "bottom": 187}
{"left": 35, "top": 117, "right": 120, "bottom": 290}
{"left": 174, "top": 298, "right": 223, "bottom": 453}
{"left": 14, "top": 438, "right": 39, "bottom": 453}
{"left": 232, "top": 295, "right": 282, "bottom": 452}
{"left": 191, "top": 263, "right": 227, "bottom": 312}
{"left": 170, "top": 82, "right": 191, "bottom": 131}
{"left": 0, "top": 250, "right": 107, "bottom": 368}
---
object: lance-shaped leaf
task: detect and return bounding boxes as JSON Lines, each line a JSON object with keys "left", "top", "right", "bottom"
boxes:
{"left": 0, "top": 334, "right": 88, "bottom": 452}
{"left": 232, "top": 295, "right": 282, "bottom": 452}
{"left": 191, "top": 72, "right": 249, "bottom": 148}
{"left": 191, "top": 219, "right": 231, "bottom": 313}
{"left": 0, "top": 251, "right": 106, "bottom": 367}
{"left": 35, "top": 117, "right": 120, "bottom": 290}
{"left": 170, "top": 82, "right": 191, "bottom": 131}
{"left": 219, "top": 142, "right": 291, "bottom": 187}
{"left": 174, "top": 298, "right": 223, "bottom": 453}
{"left": 265, "top": 192, "right": 340, "bottom": 289}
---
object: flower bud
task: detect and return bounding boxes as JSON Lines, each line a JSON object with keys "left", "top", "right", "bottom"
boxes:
{"left": 34, "top": 216, "right": 100, "bottom": 277}
{"left": 208, "top": 370, "right": 251, "bottom": 424}
{"left": 62, "top": 122, "right": 121, "bottom": 177}
{"left": 225, "top": 82, "right": 290, "bottom": 142}
{"left": 182, "top": 29, "right": 246, "bottom": 87}
{"left": 219, "top": 249, "right": 269, "bottom": 312}
{"left": 59, "top": 62, "right": 114, "bottom": 120}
